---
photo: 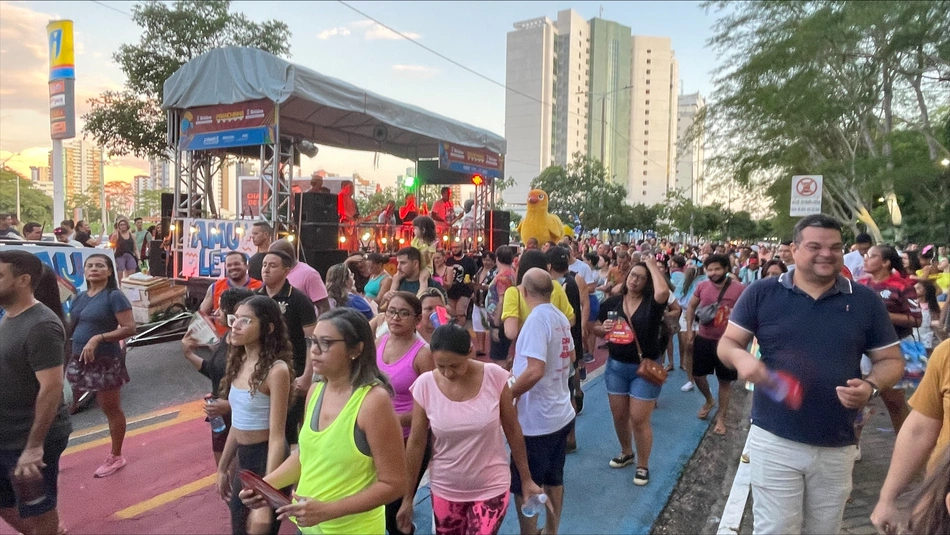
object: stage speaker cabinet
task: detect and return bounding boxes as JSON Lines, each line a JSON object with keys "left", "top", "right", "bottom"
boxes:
{"left": 296, "top": 192, "right": 340, "bottom": 250}
{"left": 161, "top": 192, "right": 201, "bottom": 218}
{"left": 300, "top": 249, "right": 350, "bottom": 279}
{"left": 484, "top": 210, "right": 510, "bottom": 253}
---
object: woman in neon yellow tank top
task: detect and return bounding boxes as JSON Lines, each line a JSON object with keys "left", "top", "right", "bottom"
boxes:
{"left": 240, "top": 308, "right": 408, "bottom": 534}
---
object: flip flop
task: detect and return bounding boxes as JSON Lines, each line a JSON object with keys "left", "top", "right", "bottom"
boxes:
{"left": 697, "top": 403, "right": 715, "bottom": 420}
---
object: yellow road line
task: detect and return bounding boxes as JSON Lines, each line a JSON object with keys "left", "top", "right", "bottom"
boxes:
{"left": 113, "top": 473, "right": 217, "bottom": 520}
{"left": 70, "top": 404, "right": 184, "bottom": 440}
{"left": 64, "top": 402, "right": 206, "bottom": 456}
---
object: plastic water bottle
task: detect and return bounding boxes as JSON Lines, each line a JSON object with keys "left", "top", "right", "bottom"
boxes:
{"left": 521, "top": 493, "right": 548, "bottom": 517}
{"left": 206, "top": 397, "right": 226, "bottom": 433}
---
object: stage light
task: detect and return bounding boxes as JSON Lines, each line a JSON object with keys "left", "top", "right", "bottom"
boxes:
{"left": 471, "top": 174, "right": 483, "bottom": 186}
{"left": 190, "top": 226, "right": 198, "bottom": 234}
{"left": 455, "top": 236, "right": 461, "bottom": 242}
{"left": 210, "top": 227, "right": 219, "bottom": 234}
{"left": 362, "top": 232, "right": 371, "bottom": 241}
{"left": 235, "top": 227, "right": 244, "bottom": 235}
{"left": 287, "top": 234, "right": 295, "bottom": 243}
{"left": 477, "top": 236, "right": 483, "bottom": 242}
{"left": 381, "top": 237, "right": 388, "bottom": 244}
{"left": 399, "top": 238, "right": 405, "bottom": 244}
{"left": 443, "top": 235, "right": 449, "bottom": 241}
{"left": 295, "top": 139, "right": 319, "bottom": 158}
{"left": 169, "top": 224, "right": 177, "bottom": 231}
{"left": 404, "top": 175, "right": 416, "bottom": 188}
{"left": 340, "top": 236, "right": 347, "bottom": 243}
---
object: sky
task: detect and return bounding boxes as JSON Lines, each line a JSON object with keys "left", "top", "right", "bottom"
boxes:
{"left": 0, "top": 0, "right": 717, "bottom": 187}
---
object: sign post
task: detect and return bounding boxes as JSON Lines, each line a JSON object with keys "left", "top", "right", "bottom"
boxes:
{"left": 47, "top": 20, "right": 76, "bottom": 225}
{"left": 789, "top": 175, "right": 822, "bottom": 216}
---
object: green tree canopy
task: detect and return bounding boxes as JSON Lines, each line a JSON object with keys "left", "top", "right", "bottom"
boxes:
{"left": 703, "top": 0, "right": 950, "bottom": 243}
{"left": 0, "top": 170, "right": 53, "bottom": 225}
{"left": 531, "top": 153, "right": 635, "bottom": 231}
{"left": 83, "top": 0, "right": 292, "bottom": 159}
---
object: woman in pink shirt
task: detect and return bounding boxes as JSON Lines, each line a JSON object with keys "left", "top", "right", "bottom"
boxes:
{"left": 397, "top": 324, "right": 543, "bottom": 535}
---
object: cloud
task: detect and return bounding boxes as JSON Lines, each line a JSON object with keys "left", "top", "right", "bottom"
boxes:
{"left": 315, "top": 20, "right": 420, "bottom": 41}
{"left": 316, "top": 26, "right": 351, "bottom": 40}
{"left": 392, "top": 64, "right": 440, "bottom": 77}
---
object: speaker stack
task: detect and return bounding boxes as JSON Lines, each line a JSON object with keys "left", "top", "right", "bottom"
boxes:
{"left": 484, "top": 210, "right": 510, "bottom": 253}
{"left": 295, "top": 192, "right": 346, "bottom": 278}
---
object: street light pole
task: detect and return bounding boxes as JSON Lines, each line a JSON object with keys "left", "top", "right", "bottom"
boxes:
{"left": 1, "top": 152, "right": 23, "bottom": 222}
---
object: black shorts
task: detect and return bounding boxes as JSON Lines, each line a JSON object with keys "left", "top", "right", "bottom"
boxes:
{"left": 510, "top": 419, "right": 574, "bottom": 492}
{"left": 0, "top": 435, "right": 69, "bottom": 518}
{"left": 447, "top": 284, "right": 474, "bottom": 301}
{"left": 489, "top": 329, "right": 512, "bottom": 361}
{"left": 692, "top": 335, "right": 738, "bottom": 382}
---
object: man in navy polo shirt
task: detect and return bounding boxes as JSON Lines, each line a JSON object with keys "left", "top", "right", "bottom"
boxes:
{"left": 718, "top": 214, "right": 904, "bottom": 535}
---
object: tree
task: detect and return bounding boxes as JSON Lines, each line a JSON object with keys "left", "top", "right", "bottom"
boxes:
{"left": 0, "top": 170, "right": 53, "bottom": 224}
{"left": 357, "top": 186, "right": 399, "bottom": 219}
{"left": 531, "top": 153, "right": 633, "bottom": 231}
{"left": 104, "top": 181, "right": 135, "bottom": 219}
{"left": 136, "top": 188, "right": 170, "bottom": 218}
{"left": 82, "top": 1, "right": 292, "bottom": 159}
{"left": 703, "top": 1, "right": 950, "bottom": 243}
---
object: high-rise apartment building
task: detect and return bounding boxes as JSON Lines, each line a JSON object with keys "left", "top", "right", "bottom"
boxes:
{"left": 48, "top": 139, "right": 103, "bottom": 199}
{"left": 552, "top": 10, "right": 590, "bottom": 169}
{"left": 505, "top": 11, "right": 681, "bottom": 209}
{"left": 149, "top": 156, "right": 171, "bottom": 190}
{"left": 675, "top": 92, "right": 706, "bottom": 203}
{"left": 29, "top": 166, "right": 54, "bottom": 198}
{"left": 628, "top": 36, "right": 678, "bottom": 206}
{"left": 588, "top": 18, "right": 631, "bottom": 183}
{"left": 505, "top": 15, "right": 559, "bottom": 205}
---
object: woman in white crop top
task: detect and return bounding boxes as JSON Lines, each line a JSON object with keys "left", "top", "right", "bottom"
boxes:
{"left": 217, "top": 296, "right": 293, "bottom": 535}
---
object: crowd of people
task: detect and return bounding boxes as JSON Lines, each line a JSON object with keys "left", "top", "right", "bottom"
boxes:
{"left": 2, "top": 210, "right": 950, "bottom": 535}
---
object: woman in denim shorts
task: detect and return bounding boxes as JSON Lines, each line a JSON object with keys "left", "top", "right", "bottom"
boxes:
{"left": 594, "top": 255, "right": 670, "bottom": 487}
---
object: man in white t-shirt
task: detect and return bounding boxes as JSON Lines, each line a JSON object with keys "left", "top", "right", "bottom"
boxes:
{"left": 509, "top": 268, "right": 575, "bottom": 535}
{"left": 842, "top": 233, "right": 872, "bottom": 280}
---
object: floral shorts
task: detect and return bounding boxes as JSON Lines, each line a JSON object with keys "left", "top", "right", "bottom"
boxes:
{"left": 66, "top": 353, "right": 130, "bottom": 392}
{"left": 431, "top": 491, "right": 509, "bottom": 535}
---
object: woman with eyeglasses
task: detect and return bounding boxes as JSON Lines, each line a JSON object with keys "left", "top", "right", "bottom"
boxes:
{"left": 217, "top": 295, "right": 293, "bottom": 535}
{"left": 65, "top": 254, "right": 136, "bottom": 478}
{"left": 860, "top": 244, "right": 921, "bottom": 435}
{"left": 181, "top": 287, "right": 256, "bottom": 465}
{"left": 376, "top": 291, "right": 434, "bottom": 534}
{"left": 240, "top": 308, "right": 407, "bottom": 534}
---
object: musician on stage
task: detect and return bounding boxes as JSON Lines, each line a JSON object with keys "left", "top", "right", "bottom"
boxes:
{"left": 338, "top": 180, "right": 360, "bottom": 250}
{"left": 399, "top": 193, "right": 418, "bottom": 223}
{"left": 431, "top": 187, "right": 456, "bottom": 234}
{"left": 308, "top": 171, "right": 331, "bottom": 193}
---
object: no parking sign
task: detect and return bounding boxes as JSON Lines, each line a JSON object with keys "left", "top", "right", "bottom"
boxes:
{"left": 790, "top": 175, "right": 822, "bottom": 216}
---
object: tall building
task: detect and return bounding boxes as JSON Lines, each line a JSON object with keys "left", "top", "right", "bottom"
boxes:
{"left": 588, "top": 18, "right": 631, "bottom": 183}
{"left": 552, "top": 10, "right": 590, "bottom": 169}
{"left": 505, "top": 11, "right": 680, "bottom": 208}
{"left": 504, "top": 15, "right": 559, "bottom": 205}
{"left": 628, "top": 36, "right": 678, "bottom": 206}
{"left": 149, "top": 156, "right": 171, "bottom": 190}
{"left": 29, "top": 166, "right": 54, "bottom": 198}
{"left": 48, "top": 139, "right": 103, "bottom": 199}
{"left": 675, "top": 92, "right": 706, "bottom": 203}
{"left": 132, "top": 174, "right": 156, "bottom": 198}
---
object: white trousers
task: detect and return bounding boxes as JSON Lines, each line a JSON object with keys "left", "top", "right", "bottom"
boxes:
{"left": 748, "top": 425, "right": 856, "bottom": 535}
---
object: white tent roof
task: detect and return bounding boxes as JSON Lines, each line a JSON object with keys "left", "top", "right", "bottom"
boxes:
{"left": 161, "top": 47, "right": 506, "bottom": 161}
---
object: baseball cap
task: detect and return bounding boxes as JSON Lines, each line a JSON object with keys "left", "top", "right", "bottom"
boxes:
{"left": 855, "top": 233, "right": 873, "bottom": 245}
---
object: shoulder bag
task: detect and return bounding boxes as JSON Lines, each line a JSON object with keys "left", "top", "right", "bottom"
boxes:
{"left": 695, "top": 279, "right": 731, "bottom": 325}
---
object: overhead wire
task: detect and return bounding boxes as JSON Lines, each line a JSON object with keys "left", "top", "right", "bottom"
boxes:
{"left": 90, "top": 0, "right": 133, "bottom": 18}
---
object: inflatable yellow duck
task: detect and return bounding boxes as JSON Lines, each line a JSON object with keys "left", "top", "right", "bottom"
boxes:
{"left": 517, "top": 188, "right": 565, "bottom": 244}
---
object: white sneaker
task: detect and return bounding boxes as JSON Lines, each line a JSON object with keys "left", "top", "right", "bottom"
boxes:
{"left": 681, "top": 381, "right": 695, "bottom": 392}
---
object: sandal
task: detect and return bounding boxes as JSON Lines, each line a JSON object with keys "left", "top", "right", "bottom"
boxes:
{"left": 697, "top": 403, "right": 715, "bottom": 420}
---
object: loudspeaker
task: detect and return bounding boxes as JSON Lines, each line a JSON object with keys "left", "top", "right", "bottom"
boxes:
{"left": 299, "top": 224, "right": 339, "bottom": 251}
{"left": 300, "top": 249, "right": 349, "bottom": 279}
{"left": 161, "top": 193, "right": 174, "bottom": 218}
{"left": 484, "top": 210, "right": 510, "bottom": 252}
{"left": 295, "top": 192, "right": 338, "bottom": 224}
{"left": 148, "top": 239, "right": 164, "bottom": 276}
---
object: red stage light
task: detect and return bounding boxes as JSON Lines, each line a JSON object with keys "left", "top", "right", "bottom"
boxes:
{"left": 471, "top": 174, "right": 483, "bottom": 186}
